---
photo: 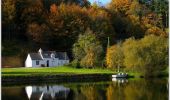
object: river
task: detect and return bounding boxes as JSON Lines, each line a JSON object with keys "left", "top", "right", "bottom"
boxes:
{"left": 2, "top": 78, "right": 168, "bottom": 100}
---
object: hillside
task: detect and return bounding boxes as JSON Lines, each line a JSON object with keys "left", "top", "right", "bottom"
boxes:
{"left": 2, "top": 0, "right": 168, "bottom": 68}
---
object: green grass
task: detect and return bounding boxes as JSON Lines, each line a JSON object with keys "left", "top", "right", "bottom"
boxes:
{"left": 2, "top": 66, "right": 115, "bottom": 76}
{"left": 2, "top": 66, "right": 168, "bottom": 77}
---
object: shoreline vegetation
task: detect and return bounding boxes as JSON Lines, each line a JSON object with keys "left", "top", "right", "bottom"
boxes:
{"left": 2, "top": 66, "right": 168, "bottom": 85}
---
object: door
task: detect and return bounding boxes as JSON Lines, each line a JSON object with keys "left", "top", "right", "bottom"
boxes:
{"left": 47, "top": 60, "right": 49, "bottom": 67}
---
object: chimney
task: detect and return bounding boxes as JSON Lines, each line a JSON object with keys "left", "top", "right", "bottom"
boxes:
{"left": 38, "top": 48, "right": 43, "bottom": 59}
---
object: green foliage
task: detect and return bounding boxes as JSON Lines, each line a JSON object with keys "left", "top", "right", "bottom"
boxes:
{"left": 73, "top": 29, "right": 103, "bottom": 68}
{"left": 123, "top": 35, "right": 168, "bottom": 76}
{"left": 70, "top": 59, "right": 81, "bottom": 68}
{"left": 106, "top": 34, "right": 168, "bottom": 76}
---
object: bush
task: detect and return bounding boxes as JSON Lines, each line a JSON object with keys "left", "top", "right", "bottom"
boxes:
{"left": 70, "top": 60, "right": 81, "bottom": 68}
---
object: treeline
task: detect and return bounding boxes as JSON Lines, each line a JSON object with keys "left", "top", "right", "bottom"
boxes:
{"left": 2, "top": 0, "right": 168, "bottom": 68}
{"left": 106, "top": 35, "right": 168, "bottom": 76}
{"left": 2, "top": 0, "right": 168, "bottom": 47}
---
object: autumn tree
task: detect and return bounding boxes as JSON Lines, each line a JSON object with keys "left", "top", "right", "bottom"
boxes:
{"left": 123, "top": 35, "right": 168, "bottom": 76}
{"left": 87, "top": 7, "right": 115, "bottom": 46}
{"left": 2, "top": 0, "right": 16, "bottom": 40}
{"left": 108, "top": 0, "right": 131, "bottom": 16}
{"left": 123, "top": 37, "right": 142, "bottom": 71}
{"left": 145, "top": 26, "right": 167, "bottom": 37}
{"left": 106, "top": 42, "right": 124, "bottom": 71}
{"left": 27, "top": 22, "right": 49, "bottom": 44}
{"left": 72, "top": 29, "right": 103, "bottom": 68}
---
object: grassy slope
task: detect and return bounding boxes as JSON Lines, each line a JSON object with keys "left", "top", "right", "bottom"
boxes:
{"left": 2, "top": 66, "right": 115, "bottom": 76}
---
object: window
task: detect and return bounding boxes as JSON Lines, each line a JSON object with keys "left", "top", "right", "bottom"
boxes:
{"left": 36, "top": 61, "right": 39, "bottom": 65}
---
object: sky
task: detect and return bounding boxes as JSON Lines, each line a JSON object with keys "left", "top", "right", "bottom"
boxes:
{"left": 88, "top": 0, "right": 111, "bottom": 6}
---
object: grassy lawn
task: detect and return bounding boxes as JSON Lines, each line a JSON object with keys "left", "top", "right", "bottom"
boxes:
{"left": 2, "top": 66, "right": 168, "bottom": 77}
{"left": 2, "top": 66, "right": 115, "bottom": 76}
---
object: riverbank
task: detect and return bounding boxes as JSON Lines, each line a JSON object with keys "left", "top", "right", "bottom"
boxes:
{"left": 2, "top": 66, "right": 168, "bottom": 85}
{"left": 1, "top": 66, "right": 125, "bottom": 85}
{"left": 2, "top": 73, "right": 114, "bottom": 86}
{"left": 2, "top": 66, "right": 115, "bottom": 76}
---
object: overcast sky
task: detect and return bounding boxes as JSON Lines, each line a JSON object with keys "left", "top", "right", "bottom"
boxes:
{"left": 88, "top": 0, "right": 111, "bottom": 6}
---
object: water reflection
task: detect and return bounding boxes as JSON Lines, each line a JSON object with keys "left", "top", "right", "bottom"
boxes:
{"left": 25, "top": 85, "right": 70, "bottom": 100}
{"left": 112, "top": 78, "right": 128, "bottom": 83}
{"left": 2, "top": 78, "right": 168, "bottom": 100}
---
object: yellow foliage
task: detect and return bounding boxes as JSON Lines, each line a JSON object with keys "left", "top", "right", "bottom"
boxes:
{"left": 145, "top": 26, "right": 167, "bottom": 37}
{"left": 109, "top": 0, "right": 131, "bottom": 14}
{"left": 106, "top": 43, "right": 124, "bottom": 69}
{"left": 128, "top": 15, "right": 140, "bottom": 25}
{"left": 106, "top": 46, "right": 116, "bottom": 68}
{"left": 80, "top": 85, "right": 98, "bottom": 100}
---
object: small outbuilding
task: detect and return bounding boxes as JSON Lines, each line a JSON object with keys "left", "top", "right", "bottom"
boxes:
{"left": 25, "top": 48, "right": 69, "bottom": 67}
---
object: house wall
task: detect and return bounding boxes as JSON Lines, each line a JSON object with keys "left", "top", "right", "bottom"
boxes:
{"left": 52, "top": 58, "right": 59, "bottom": 67}
{"left": 25, "top": 54, "right": 70, "bottom": 67}
{"left": 58, "top": 60, "right": 69, "bottom": 66}
{"left": 25, "top": 55, "right": 32, "bottom": 67}
{"left": 43, "top": 58, "right": 56, "bottom": 67}
{"left": 32, "top": 60, "right": 44, "bottom": 67}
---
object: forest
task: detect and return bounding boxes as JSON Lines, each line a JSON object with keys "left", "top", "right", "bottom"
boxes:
{"left": 2, "top": 0, "right": 168, "bottom": 75}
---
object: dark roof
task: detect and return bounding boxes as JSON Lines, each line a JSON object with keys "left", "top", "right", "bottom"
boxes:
{"left": 41, "top": 51, "right": 69, "bottom": 60}
{"left": 42, "top": 51, "right": 56, "bottom": 58}
{"left": 55, "top": 52, "right": 69, "bottom": 60}
{"left": 28, "top": 50, "right": 69, "bottom": 60}
{"left": 29, "top": 53, "right": 43, "bottom": 60}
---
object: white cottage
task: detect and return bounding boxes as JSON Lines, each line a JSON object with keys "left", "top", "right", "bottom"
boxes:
{"left": 25, "top": 48, "right": 69, "bottom": 67}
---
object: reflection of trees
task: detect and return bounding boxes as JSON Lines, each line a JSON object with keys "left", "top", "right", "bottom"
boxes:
{"left": 70, "top": 83, "right": 104, "bottom": 100}
{"left": 80, "top": 84, "right": 104, "bottom": 100}
{"left": 81, "top": 85, "right": 97, "bottom": 100}
{"left": 106, "top": 79, "right": 168, "bottom": 100}
{"left": 124, "top": 80, "right": 146, "bottom": 100}
{"left": 124, "top": 79, "right": 168, "bottom": 100}
{"left": 2, "top": 79, "right": 168, "bottom": 100}
{"left": 2, "top": 87, "right": 28, "bottom": 100}
{"left": 106, "top": 82, "right": 126, "bottom": 100}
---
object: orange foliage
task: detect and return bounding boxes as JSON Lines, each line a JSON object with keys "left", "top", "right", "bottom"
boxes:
{"left": 50, "top": 4, "right": 58, "bottom": 13}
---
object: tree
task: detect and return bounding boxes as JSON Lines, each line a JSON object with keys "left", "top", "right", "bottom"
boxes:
{"left": 72, "top": 29, "right": 103, "bottom": 68}
{"left": 145, "top": 26, "right": 167, "bottom": 37}
{"left": 108, "top": 0, "right": 131, "bottom": 16}
{"left": 2, "top": 0, "right": 16, "bottom": 40}
{"left": 2, "top": 0, "right": 16, "bottom": 24}
{"left": 106, "top": 42, "right": 124, "bottom": 71}
{"left": 123, "top": 35, "right": 168, "bottom": 76}
{"left": 27, "top": 22, "right": 50, "bottom": 44}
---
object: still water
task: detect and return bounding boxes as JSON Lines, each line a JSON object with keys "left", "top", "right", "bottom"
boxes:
{"left": 2, "top": 78, "right": 168, "bottom": 100}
